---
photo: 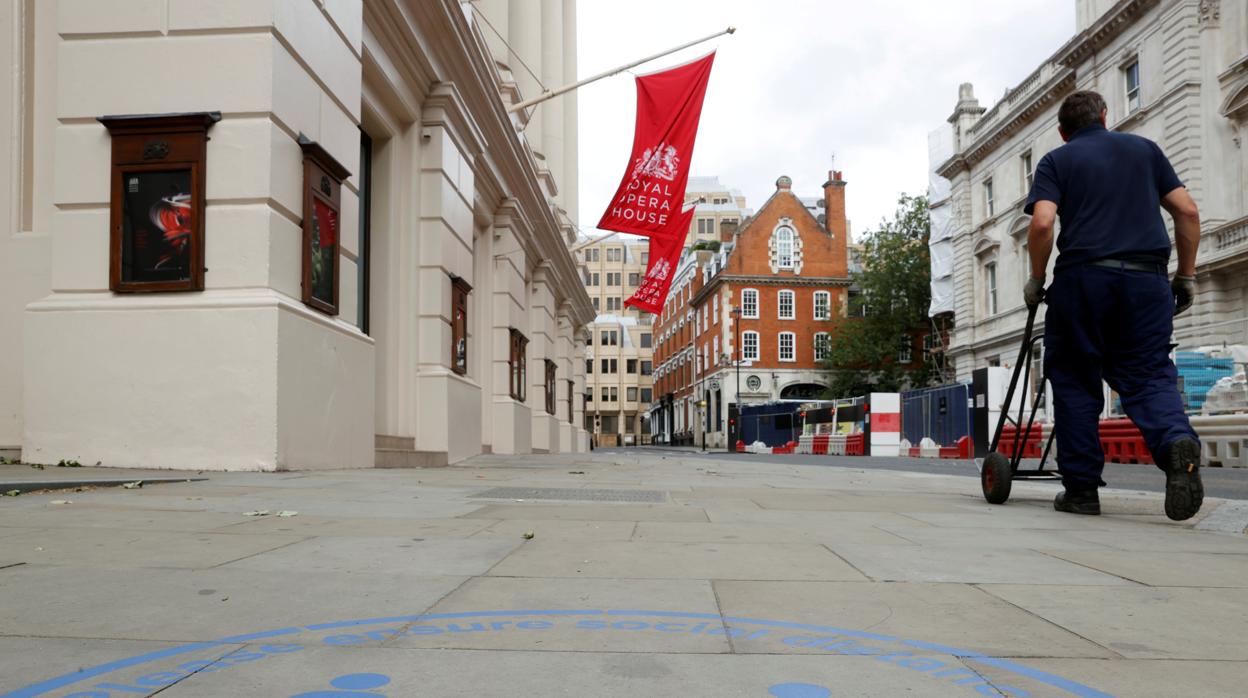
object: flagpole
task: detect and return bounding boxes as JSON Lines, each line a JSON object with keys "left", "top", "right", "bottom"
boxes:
{"left": 507, "top": 26, "right": 735, "bottom": 114}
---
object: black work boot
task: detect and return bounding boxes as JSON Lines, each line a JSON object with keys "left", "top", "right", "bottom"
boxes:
{"left": 1164, "top": 438, "right": 1204, "bottom": 521}
{"left": 1054, "top": 488, "right": 1101, "bottom": 515}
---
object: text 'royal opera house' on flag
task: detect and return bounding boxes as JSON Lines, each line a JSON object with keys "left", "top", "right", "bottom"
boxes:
{"left": 624, "top": 206, "right": 696, "bottom": 315}
{"left": 597, "top": 52, "right": 716, "bottom": 237}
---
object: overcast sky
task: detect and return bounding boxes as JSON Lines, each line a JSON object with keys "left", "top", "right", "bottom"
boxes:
{"left": 574, "top": 0, "right": 1076, "bottom": 240}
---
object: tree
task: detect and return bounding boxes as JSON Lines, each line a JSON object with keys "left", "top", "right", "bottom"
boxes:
{"left": 822, "top": 194, "right": 932, "bottom": 397}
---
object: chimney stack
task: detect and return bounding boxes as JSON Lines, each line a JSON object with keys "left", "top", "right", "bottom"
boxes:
{"left": 719, "top": 219, "right": 738, "bottom": 243}
{"left": 823, "top": 170, "right": 847, "bottom": 239}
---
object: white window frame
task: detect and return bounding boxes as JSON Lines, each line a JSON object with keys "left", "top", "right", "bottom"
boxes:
{"left": 778, "top": 290, "right": 795, "bottom": 320}
{"left": 776, "top": 226, "right": 794, "bottom": 269}
{"left": 814, "top": 332, "right": 830, "bottom": 361}
{"left": 713, "top": 336, "right": 719, "bottom": 364}
{"left": 778, "top": 332, "right": 796, "bottom": 362}
{"left": 1021, "top": 150, "right": 1033, "bottom": 191}
{"left": 742, "top": 331, "right": 760, "bottom": 361}
{"left": 985, "top": 262, "right": 998, "bottom": 316}
{"left": 984, "top": 178, "right": 994, "bottom": 218}
{"left": 741, "top": 288, "right": 759, "bottom": 318}
{"left": 1124, "top": 59, "right": 1140, "bottom": 114}
{"left": 897, "top": 336, "right": 913, "bottom": 364}
{"left": 813, "top": 291, "right": 830, "bottom": 320}
{"left": 713, "top": 295, "right": 719, "bottom": 324}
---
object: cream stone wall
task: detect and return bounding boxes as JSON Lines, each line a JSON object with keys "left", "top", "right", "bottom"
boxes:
{"left": 3, "top": 0, "right": 593, "bottom": 469}
{"left": 937, "top": 0, "right": 1248, "bottom": 378}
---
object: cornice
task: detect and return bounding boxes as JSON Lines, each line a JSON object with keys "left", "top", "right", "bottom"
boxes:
{"left": 422, "top": 82, "right": 487, "bottom": 157}
{"left": 958, "top": 70, "right": 1076, "bottom": 172}
{"left": 1054, "top": 0, "right": 1161, "bottom": 68}
{"left": 411, "top": 0, "right": 594, "bottom": 328}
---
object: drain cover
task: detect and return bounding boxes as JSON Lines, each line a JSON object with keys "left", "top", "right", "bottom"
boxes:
{"left": 472, "top": 487, "right": 666, "bottom": 503}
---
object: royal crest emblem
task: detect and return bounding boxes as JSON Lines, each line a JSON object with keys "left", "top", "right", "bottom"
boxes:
{"left": 631, "top": 142, "right": 680, "bottom": 181}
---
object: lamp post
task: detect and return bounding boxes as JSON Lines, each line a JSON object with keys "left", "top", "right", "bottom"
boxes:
{"left": 731, "top": 304, "right": 742, "bottom": 452}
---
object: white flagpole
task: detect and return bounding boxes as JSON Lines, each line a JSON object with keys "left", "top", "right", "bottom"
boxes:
{"left": 507, "top": 26, "right": 735, "bottom": 114}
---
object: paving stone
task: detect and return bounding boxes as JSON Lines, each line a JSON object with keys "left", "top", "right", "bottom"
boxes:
{"left": 0, "top": 564, "right": 467, "bottom": 642}
{"left": 1038, "top": 549, "right": 1248, "bottom": 587}
{"left": 211, "top": 514, "right": 493, "bottom": 538}
{"left": 635, "top": 521, "right": 912, "bottom": 546}
{"left": 979, "top": 585, "right": 1248, "bottom": 660}
{"left": 462, "top": 503, "right": 709, "bottom": 522}
{"left": 713, "top": 580, "right": 1116, "bottom": 659}
{"left": 470, "top": 518, "right": 636, "bottom": 542}
{"left": 0, "top": 528, "right": 304, "bottom": 569}
{"left": 974, "top": 657, "right": 1248, "bottom": 698}
{"left": 488, "top": 540, "right": 868, "bottom": 581}
{"left": 221, "top": 536, "right": 521, "bottom": 576}
{"left": 828, "top": 544, "right": 1133, "bottom": 585}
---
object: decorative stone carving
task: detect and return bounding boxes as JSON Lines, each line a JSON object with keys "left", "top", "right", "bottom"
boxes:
{"left": 1198, "top": 0, "right": 1220, "bottom": 25}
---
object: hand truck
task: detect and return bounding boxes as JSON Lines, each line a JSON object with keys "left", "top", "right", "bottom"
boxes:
{"left": 980, "top": 304, "right": 1060, "bottom": 503}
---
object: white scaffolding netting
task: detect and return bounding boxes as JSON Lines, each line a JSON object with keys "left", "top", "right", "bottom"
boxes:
{"left": 927, "top": 126, "right": 955, "bottom": 317}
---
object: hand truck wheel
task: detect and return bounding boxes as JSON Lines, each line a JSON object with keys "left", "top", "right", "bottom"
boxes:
{"left": 981, "top": 451, "right": 1013, "bottom": 504}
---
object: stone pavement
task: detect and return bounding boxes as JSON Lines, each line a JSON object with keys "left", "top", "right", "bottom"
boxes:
{"left": 1, "top": 451, "right": 1247, "bottom": 697}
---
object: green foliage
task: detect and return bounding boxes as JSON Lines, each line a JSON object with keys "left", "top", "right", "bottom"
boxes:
{"left": 822, "top": 194, "right": 934, "bottom": 398}
{"left": 56, "top": 459, "right": 82, "bottom": 468}
{"left": 690, "top": 240, "right": 721, "bottom": 252}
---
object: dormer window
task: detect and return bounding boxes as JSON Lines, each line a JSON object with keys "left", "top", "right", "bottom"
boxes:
{"left": 776, "top": 226, "right": 794, "bottom": 269}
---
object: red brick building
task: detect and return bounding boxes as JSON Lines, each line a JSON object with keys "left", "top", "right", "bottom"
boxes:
{"left": 650, "top": 172, "right": 852, "bottom": 447}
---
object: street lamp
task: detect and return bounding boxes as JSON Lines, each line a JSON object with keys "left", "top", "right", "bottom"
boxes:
{"left": 731, "top": 304, "right": 742, "bottom": 453}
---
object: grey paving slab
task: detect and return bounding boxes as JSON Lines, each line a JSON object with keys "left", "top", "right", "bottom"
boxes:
{"left": 0, "top": 505, "right": 260, "bottom": 532}
{"left": 487, "top": 540, "right": 869, "bottom": 581}
{"left": 221, "top": 536, "right": 521, "bottom": 576}
{"left": 750, "top": 492, "right": 978, "bottom": 513}
{"left": 112, "top": 646, "right": 1026, "bottom": 698}
{"left": 635, "top": 521, "right": 913, "bottom": 546}
{"left": 0, "top": 564, "right": 467, "bottom": 642}
{"left": 211, "top": 514, "right": 494, "bottom": 538}
{"left": 0, "top": 635, "right": 194, "bottom": 691}
{"left": 704, "top": 508, "right": 932, "bottom": 529}
{"left": 462, "top": 503, "right": 709, "bottom": 522}
{"left": 1039, "top": 549, "right": 1248, "bottom": 587}
{"left": 976, "top": 657, "right": 1248, "bottom": 698}
{"left": 470, "top": 518, "right": 636, "bottom": 541}
{"left": 980, "top": 585, "right": 1248, "bottom": 660}
{"left": 387, "top": 577, "right": 730, "bottom": 653}
{"left": 713, "top": 580, "right": 1116, "bottom": 659}
{"left": 828, "top": 544, "right": 1134, "bottom": 585}
{"left": 877, "top": 525, "right": 1121, "bottom": 550}
{"left": 1066, "top": 527, "right": 1248, "bottom": 553}
{"left": 0, "top": 528, "right": 304, "bottom": 569}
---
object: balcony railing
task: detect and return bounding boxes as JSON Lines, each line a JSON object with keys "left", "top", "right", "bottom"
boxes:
{"left": 1199, "top": 216, "right": 1248, "bottom": 269}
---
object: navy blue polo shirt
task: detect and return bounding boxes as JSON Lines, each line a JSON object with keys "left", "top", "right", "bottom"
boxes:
{"left": 1024, "top": 123, "right": 1183, "bottom": 272}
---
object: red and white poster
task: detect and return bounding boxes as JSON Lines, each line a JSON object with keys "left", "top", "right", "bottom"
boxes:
{"left": 623, "top": 207, "right": 696, "bottom": 314}
{"left": 597, "top": 52, "right": 716, "bottom": 237}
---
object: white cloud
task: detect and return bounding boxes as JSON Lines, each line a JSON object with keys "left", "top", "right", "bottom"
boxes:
{"left": 574, "top": 0, "right": 1075, "bottom": 236}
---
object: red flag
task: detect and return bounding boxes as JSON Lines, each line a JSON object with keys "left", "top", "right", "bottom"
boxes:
{"left": 597, "top": 52, "right": 715, "bottom": 237}
{"left": 623, "top": 207, "right": 695, "bottom": 314}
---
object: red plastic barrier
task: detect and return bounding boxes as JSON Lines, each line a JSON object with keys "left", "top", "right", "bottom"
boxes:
{"left": 812, "top": 434, "right": 830, "bottom": 455}
{"left": 735, "top": 440, "right": 745, "bottom": 453}
{"left": 1098, "top": 419, "right": 1153, "bottom": 465}
{"left": 845, "top": 432, "right": 865, "bottom": 456}
{"left": 996, "top": 419, "right": 1153, "bottom": 465}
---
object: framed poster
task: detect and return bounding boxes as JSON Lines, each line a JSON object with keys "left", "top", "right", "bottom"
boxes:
{"left": 298, "top": 135, "right": 352, "bottom": 315}
{"left": 99, "top": 112, "right": 220, "bottom": 292}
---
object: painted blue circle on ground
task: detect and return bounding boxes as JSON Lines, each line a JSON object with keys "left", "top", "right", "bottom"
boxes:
{"left": 769, "top": 683, "right": 832, "bottom": 698}
{"left": 330, "top": 673, "right": 391, "bottom": 690}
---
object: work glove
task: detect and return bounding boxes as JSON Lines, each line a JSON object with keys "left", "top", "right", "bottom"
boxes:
{"left": 1172, "top": 274, "right": 1195, "bottom": 316}
{"left": 1023, "top": 276, "right": 1046, "bottom": 309}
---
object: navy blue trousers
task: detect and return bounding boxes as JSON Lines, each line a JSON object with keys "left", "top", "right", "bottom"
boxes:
{"left": 1043, "top": 265, "right": 1197, "bottom": 491}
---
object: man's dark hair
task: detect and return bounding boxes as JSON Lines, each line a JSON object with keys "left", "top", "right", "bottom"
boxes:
{"left": 1058, "top": 91, "right": 1107, "bottom": 134}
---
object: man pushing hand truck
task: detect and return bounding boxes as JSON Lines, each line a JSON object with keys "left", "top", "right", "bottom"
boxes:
{"left": 1022, "top": 90, "right": 1203, "bottom": 520}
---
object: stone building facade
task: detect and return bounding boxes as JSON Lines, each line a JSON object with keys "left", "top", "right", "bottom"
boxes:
{"left": 934, "top": 0, "right": 1248, "bottom": 378}
{"left": 578, "top": 237, "right": 655, "bottom": 446}
{"left": 0, "top": 0, "right": 593, "bottom": 468}
{"left": 649, "top": 173, "right": 853, "bottom": 447}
